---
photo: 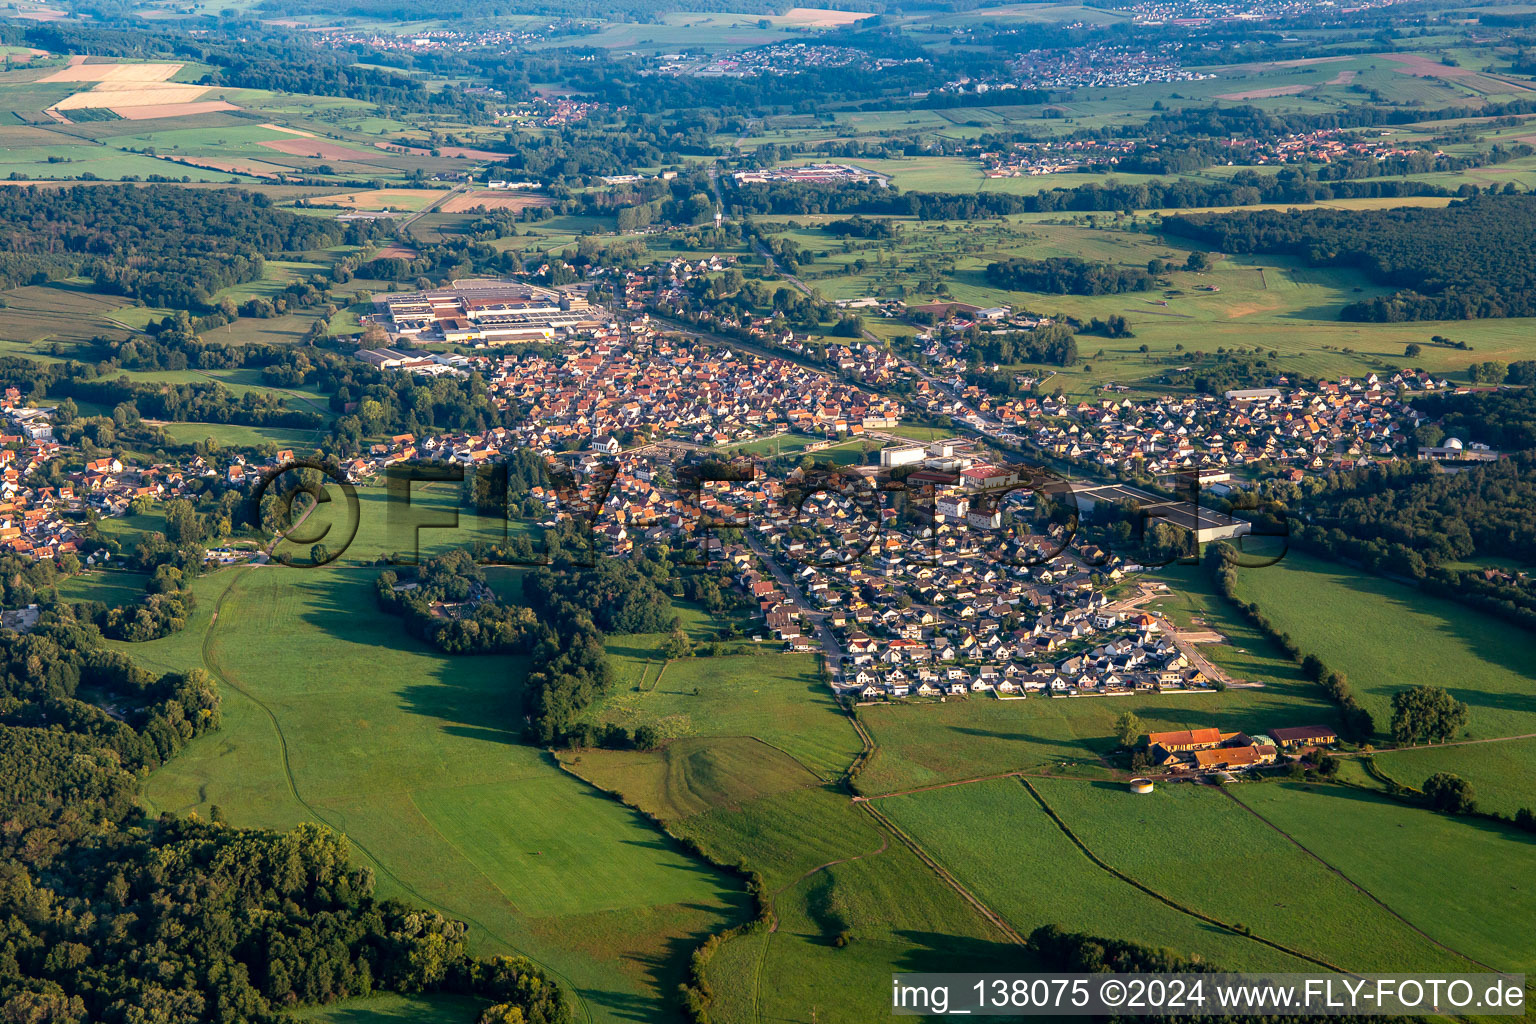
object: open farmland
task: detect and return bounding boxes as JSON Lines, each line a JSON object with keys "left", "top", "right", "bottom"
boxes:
{"left": 440, "top": 189, "right": 555, "bottom": 213}
{"left": 135, "top": 565, "right": 749, "bottom": 1024}
{"left": 38, "top": 61, "right": 183, "bottom": 83}
{"left": 878, "top": 778, "right": 1319, "bottom": 971}
{"left": 1032, "top": 778, "right": 1484, "bottom": 971}
{"left": 1230, "top": 552, "right": 1536, "bottom": 744}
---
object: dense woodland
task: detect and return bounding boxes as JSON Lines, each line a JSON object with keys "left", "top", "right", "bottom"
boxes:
{"left": 1163, "top": 195, "right": 1536, "bottom": 321}
{"left": 1413, "top": 384, "right": 1536, "bottom": 451}
{"left": 0, "top": 597, "right": 570, "bottom": 1024}
{"left": 1279, "top": 451, "right": 1536, "bottom": 631}
{"left": 0, "top": 186, "right": 379, "bottom": 312}
{"left": 985, "top": 256, "right": 1153, "bottom": 296}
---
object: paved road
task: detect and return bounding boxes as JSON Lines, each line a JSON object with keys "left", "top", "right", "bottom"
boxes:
{"left": 396, "top": 181, "right": 471, "bottom": 234}
{"left": 746, "top": 532, "right": 844, "bottom": 676}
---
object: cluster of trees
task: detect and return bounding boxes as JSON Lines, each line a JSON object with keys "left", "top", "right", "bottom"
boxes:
{"left": 1082, "top": 314, "right": 1134, "bottom": 339}
{"left": 375, "top": 551, "right": 539, "bottom": 654}
{"left": 967, "top": 324, "right": 1079, "bottom": 368}
{"left": 985, "top": 256, "right": 1153, "bottom": 296}
{"left": 1283, "top": 452, "right": 1536, "bottom": 632}
{"left": 520, "top": 548, "right": 682, "bottom": 743}
{"left": 1205, "top": 542, "right": 1373, "bottom": 741}
{"left": 1164, "top": 195, "right": 1536, "bottom": 322}
{"left": 823, "top": 216, "right": 899, "bottom": 240}
{"left": 1415, "top": 384, "right": 1536, "bottom": 451}
{"left": 89, "top": 581, "right": 196, "bottom": 642}
{"left": 1390, "top": 685, "right": 1470, "bottom": 746}
{"left": 0, "top": 185, "right": 379, "bottom": 311}
{"left": 1298, "top": 454, "right": 1536, "bottom": 570}
{"left": 1422, "top": 772, "right": 1477, "bottom": 815}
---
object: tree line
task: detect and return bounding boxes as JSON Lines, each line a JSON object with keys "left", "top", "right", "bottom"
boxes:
{"left": 0, "top": 185, "right": 381, "bottom": 312}
{"left": 1163, "top": 195, "right": 1536, "bottom": 322}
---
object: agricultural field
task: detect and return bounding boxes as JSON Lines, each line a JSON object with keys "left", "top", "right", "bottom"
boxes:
{"left": 1230, "top": 551, "right": 1536, "bottom": 744}
{"left": 584, "top": 646, "right": 861, "bottom": 779}
{"left": 1230, "top": 783, "right": 1536, "bottom": 972}
{"left": 1031, "top": 778, "right": 1483, "bottom": 971}
{"left": 134, "top": 563, "right": 749, "bottom": 1024}
{"left": 562, "top": 682, "right": 1018, "bottom": 1023}
{"left": 878, "top": 777, "right": 1318, "bottom": 971}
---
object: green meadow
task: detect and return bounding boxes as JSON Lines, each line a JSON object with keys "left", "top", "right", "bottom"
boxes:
{"left": 1230, "top": 551, "right": 1536, "bottom": 743}
{"left": 1368, "top": 739, "right": 1536, "bottom": 819}
{"left": 294, "top": 992, "right": 487, "bottom": 1024}
{"left": 878, "top": 777, "right": 1316, "bottom": 971}
{"left": 562, "top": 719, "right": 1017, "bottom": 1023}
{"left": 132, "top": 563, "right": 750, "bottom": 1024}
{"left": 1033, "top": 778, "right": 1481, "bottom": 971}
{"left": 1232, "top": 783, "right": 1536, "bottom": 973}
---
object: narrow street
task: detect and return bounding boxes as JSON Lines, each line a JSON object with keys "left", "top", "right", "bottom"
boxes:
{"left": 745, "top": 532, "right": 844, "bottom": 677}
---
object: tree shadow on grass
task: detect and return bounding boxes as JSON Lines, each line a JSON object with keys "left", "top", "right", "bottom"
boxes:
{"left": 1307, "top": 563, "right": 1536, "bottom": 722}
{"left": 1260, "top": 781, "right": 1536, "bottom": 846}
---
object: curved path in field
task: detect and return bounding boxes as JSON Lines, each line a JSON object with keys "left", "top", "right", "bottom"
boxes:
{"left": 198, "top": 571, "right": 598, "bottom": 1024}
{"left": 1219, "top": 785, "right": 1494, "bottom": 971}
{"left": 1020, "top": 778, "right": 1344, "bottom": 971}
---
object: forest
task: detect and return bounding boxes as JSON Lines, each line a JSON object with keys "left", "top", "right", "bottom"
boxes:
{"left": 1162, "top": 194, "right": 1536, "bottom": 321}
{"left": 985, "top": 256, "right": 1153, "bottom": 296}
{"left": 1413, "top": 384, "right": 1536, "bottom": 451}
{"left": 0, "top": 186, "right": 379, "bottom": 312}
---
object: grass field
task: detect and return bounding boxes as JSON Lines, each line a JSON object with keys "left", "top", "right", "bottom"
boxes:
{"left": 1230, "top": 551, "right": 1536, "bottom": 743}
{"left": 585, "top": 647, "right": 862, "bottom": 780}
{"left": 133, "top": 564, "right": 750, "bottom": 1024}
{"left": 55, "top": 568, "right": 150, "bottom": 606}
{"left": 1033, "top": 778, "right": 1481, "bottom": 971}
{"left": 879, "top": 778, "right": 1318, "bottom": 970}
{"left": 563, "top": 733, "right": 1019, "bottom": 1023}
{"left": 0, "top": 281, "right": 132, "bottom": 345}
{"left": 293, "top": 993, "right": 486, "bottom": 1024}
{"left": 1368, "top": 740, "right": 1536, "bottom": 818}
{"left": 154, "top": 421, "right": 324, "bottom": 449}
{"left": 1232, "top": 782, "right": 1536, "bottom": 972}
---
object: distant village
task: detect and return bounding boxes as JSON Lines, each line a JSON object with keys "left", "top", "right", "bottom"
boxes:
{"left": 0, "top": 254, "right": 1505, "bottom": 727}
